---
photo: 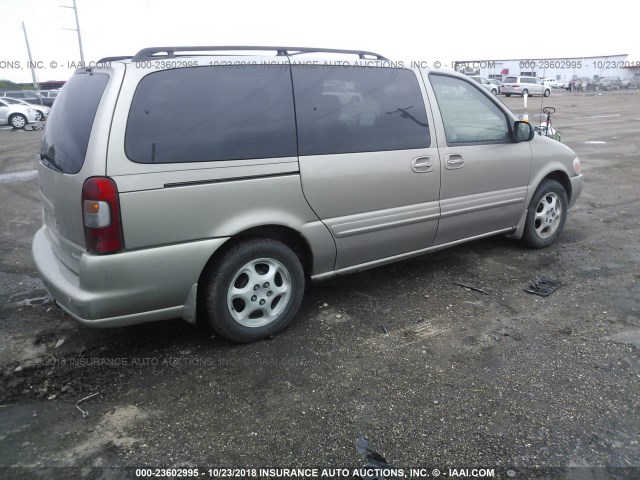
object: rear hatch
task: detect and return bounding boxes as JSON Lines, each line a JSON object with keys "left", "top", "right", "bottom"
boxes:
{"left": 38, "top": 69, "right": 114, "bottom": 273}
{"left": 502, "top": 76, "right": 518, "bottom": 88}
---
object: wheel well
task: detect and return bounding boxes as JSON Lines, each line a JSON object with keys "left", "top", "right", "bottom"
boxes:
{"left": 543, "top": 171, "right": 572, "bottom": 202}
{"left": 198, "top": 224, "right": 312, "bottom": 286}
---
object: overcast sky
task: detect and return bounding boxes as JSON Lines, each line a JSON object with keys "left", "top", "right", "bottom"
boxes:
{"left": 2, "top": 0, "right": 637, "bottom": 84}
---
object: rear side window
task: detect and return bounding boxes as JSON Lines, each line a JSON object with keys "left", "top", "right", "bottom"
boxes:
{"left": 126, "top": 65, "right": 297, "bottom": 163}
{"left": 41, "top": 73, "right": 109, "bottom": 174}
{"left": 292, "top": 66, "right": 430, "bottom": 156}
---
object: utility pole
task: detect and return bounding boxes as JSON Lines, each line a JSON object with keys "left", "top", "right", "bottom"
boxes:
{"left": 22, "top": 22, "right": 39, "bottom": 91}
{"left": 60, "top": 0, "right": 85, "bottom": 65}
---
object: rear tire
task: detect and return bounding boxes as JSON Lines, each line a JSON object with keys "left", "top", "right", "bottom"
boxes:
{"left": 544, "top": 89, "right": 551, "bottom": 97}
{"left": 522, "top": 180, "right": 568, "bottom": 249}
{"left": 521, "top": 89, "right": 529, "bottom": 97}
{"left": 505, "top": 94, "right": 511, "bottom": 97}
{"left": 201, "top": 238, "right": 305, "bottom": 342}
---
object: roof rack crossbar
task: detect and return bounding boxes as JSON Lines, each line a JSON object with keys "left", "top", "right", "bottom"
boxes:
{"left": 132, "top": 46, "right": 388, "bottom": 62}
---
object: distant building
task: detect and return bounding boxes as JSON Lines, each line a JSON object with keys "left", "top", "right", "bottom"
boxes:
{"left": 453, "top": 54, "right": 637, "bottom": 82}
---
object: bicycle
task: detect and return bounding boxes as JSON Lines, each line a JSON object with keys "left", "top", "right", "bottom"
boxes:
{"left": 534, "top": 106, "right": 562, "bottom": 142}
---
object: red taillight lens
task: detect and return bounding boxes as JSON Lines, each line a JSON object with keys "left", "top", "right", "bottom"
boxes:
{"left": 81, "top": 177, "right": 123, "bottom": 254}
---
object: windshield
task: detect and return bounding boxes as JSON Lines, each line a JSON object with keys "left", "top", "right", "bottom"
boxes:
{"left": 41, "top": 72, "right": 108, "bottom": 174}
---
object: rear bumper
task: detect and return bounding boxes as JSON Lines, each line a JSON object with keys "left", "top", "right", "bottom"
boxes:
{"left": 32, "top": 227, "right": 227, "bottom": 327}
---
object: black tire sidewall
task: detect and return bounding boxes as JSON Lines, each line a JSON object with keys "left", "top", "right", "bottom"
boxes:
{"left": 522, "top": 180, "right": 568, "bottom": 248}
{"left": 204, "top": 239, "right": 305, "bottom": 342}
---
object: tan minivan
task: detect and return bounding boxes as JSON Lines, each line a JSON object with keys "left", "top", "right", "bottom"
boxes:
{"left": 33, "top": 46, "right": 583, "bottom": 342}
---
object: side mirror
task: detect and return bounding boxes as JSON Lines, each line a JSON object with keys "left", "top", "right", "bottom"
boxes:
{"left": 513, "top": 121, "right": 534, "bottom": 142}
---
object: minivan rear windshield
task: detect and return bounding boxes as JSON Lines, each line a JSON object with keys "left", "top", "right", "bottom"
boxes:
{"left": 504, "top": 77, "right": 517, "bottom": 83}
{"left": 41, "top": 72, "right": 108, "bottom": 174}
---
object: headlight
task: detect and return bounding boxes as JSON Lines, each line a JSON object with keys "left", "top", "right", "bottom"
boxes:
{"left": 573, "top": 157, "right": 581, "bottom": 175}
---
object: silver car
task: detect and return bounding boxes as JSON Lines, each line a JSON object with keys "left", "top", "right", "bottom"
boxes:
{"left": 1, "top": 97, "right": 50, "bottom": 121}
{"left": 468, "top": 75, "right": 499, "bottom": 95}
{"left": 501, "top": 76, "right": 551, "bottom": 97}
{"left": 32, "top": 46, "right": 583, "bottom": 342}
{"left": 0, "top": 99, "right": 39, "bottom": 129}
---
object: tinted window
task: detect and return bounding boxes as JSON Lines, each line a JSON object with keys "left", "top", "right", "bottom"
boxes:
{"left": 126, "top": 65, "right": 296, "bottom": 163}
{"left": 504, "top": 76, "right": 517, "bottom": 83}
{"left": 41, "top": 72, "right": 109, "bottom": 174}
{"left": 430, "top": 74, "right": 510, "bottom": 145}
{"left": 292, "top": 66, "right": 429, "bottom": 156}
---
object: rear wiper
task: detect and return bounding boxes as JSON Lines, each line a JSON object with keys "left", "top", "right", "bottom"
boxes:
{"left": 40, "top": 153, "right": 63, "bottom": 173}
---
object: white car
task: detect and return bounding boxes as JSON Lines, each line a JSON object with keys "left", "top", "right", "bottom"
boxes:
{"left": 547, "top": 79, "right": 569, "bottom": 89}
{"left": 468, "top": 75, "right": 499, "bottom": 94}
{"left": 0, "top": 98, "right": 39, "bottom": 129}
{"left": 1, "top": 97, "right": 50, "bottom": 121}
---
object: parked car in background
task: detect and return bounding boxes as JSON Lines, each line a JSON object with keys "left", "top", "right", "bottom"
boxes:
{"left": 501, "top": 76, "right": 551, "bottom": 97}
{"left": 621, "top": 76, "right": 640, "bottom": 89}
{"left": 38, "top": 90, "right": 60, "bottom": 102}
{"left": 596, "top": 76, "right": 622, "bottom": 91}
{"left": 0, "top": 98, "right": 39, "bottom": 129}
{"left": 1, "top": 97, "right": 50, "bottom": 121}
{"left": 548, "top": 79, "right": 569, "bottom": 89}
{"left": 0, "top": 90, "right": 54, "bottom": 107}
{"left": 572, "top": 78, "right": 600, "bottom": 91}
{"left": 468, "top": 75, "right": 499, "bottom": 94}
{"left": 487, "top": 78, "right": 501, "bottom": 93}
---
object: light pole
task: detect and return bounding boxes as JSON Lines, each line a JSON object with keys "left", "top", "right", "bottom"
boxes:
{"left": 22, "top": 21, "right": 39, "bottom": 90}
{"left": 60, "top": 0, "right": 85, "bottom": 66}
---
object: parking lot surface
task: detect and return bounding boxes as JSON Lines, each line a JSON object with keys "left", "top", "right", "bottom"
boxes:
{"left": 1, "top": 89, "right": 639, "bottom": 478}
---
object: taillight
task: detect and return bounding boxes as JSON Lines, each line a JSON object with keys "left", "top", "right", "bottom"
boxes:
{"left": 513, "top": 84, "right": 520, "bottom": 88}
{"left": 81, "top": 177, "right": 123, "bottom": 254}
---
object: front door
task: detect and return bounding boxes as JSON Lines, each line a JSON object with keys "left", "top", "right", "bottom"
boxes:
{"left": 427, "top": 73, "right": 531, "bottom": 245}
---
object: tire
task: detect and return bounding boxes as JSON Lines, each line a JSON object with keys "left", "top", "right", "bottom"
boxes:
{"left": 491, "top": 88, "right": 497, "bottom": 95}
{"left": 505, "top": 94, "right": 511, "bottom": 97}
{"left": 201, "top": 238, "right": 305, "bottom": 342}
{"left": 521, "top": 89, "right": 529, "bottom": 97}
{"left": 522, "top": 179, "right": 568, "bottom": 249}
{"left": 9, "top": 114, "right": 27, "bottom": 129}
{"left": 34, "top": 111, "right": 43, "bottom": 121}
{"left": 544, "top": 89, "right": 551, "bottom": 97}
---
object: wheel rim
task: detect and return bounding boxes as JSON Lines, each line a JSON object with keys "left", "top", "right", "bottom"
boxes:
{"left": 534, "top": 192, "right": 562, "bottom": 239}
{"left": 226, "top": 258, "right": 292, "bottom": 328}
{"left": 35, "top": 112, "right": 43, "bottom": 121}
{"left": 11, "top": 116, "right": 25, "bottom": 128}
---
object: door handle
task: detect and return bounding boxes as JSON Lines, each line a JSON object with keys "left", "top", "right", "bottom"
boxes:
{"left": 411, "top": 156, "right": 433, "bottom": 173}
{"left": 445, "top": 154, "right": 464, "bottom": 169}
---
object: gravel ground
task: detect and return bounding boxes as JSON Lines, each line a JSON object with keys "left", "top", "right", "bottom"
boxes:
{"left": 0, "top": 89, "right": 639, "bottom": 480}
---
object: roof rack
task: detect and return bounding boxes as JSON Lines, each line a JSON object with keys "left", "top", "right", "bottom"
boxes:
{"left": 131, "top": 46, "right": 388, "bottom": 62}
{"left": 97, "top": 56, "right": 134, "bottom": 63}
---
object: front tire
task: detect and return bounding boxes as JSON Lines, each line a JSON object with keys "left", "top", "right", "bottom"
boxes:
{"left": 202, "top": 238, "right": 305, "bottom": 342}
{"left": 522, "top": 180, "right": 568, "bottom": 248}
{"left": 9, "top": 114, "right": 27, "bottom": 129}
